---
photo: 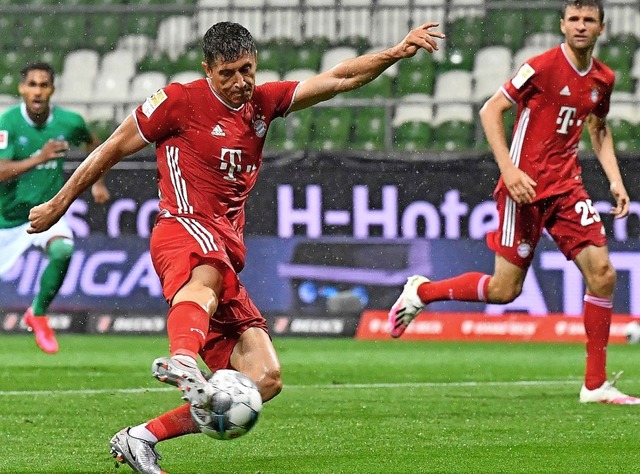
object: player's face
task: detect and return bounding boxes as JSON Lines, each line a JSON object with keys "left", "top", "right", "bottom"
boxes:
{"left": 203, "top": 53, "right": 257, "bottom": 108}
{"left": 18, "top": 69, "right": 54, "bottom": 118}
{"left": 561, "top": 6, "right": 604, "bottom": 51}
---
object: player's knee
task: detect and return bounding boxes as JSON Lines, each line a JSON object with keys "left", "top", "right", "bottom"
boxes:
{"left": 588, "top": 263, "right": 616, "bottom": 297}
{"left": 47, "top": 238, "right": 74, "bottom": 263}
{"left": 487, "top": 280, "right": 522, "bottom": 304}
{"left": 259, "top": 366, "right": 283, "bottom": 402}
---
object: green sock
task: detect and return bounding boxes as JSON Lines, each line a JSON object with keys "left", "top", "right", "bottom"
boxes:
{"left": 32, "top": 238, "right": 74, "bottom": 316}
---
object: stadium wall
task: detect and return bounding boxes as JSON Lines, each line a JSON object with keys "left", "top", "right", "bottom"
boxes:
{"left": 2, "top": 152, "right": 639, "bottom": 341}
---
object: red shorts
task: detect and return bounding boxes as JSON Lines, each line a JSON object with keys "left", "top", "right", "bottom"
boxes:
{"left": 486, "top": 186, "right": 607, "bottom": 268}
{"left": 199, "top": 284, "right": 270, "bottom": 372}
{"left": 149, "top": 216, "right": 244, "bottom": 304}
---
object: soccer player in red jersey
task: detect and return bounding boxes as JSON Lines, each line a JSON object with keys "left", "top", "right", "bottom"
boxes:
{"left": 27, "top": 21, "right": 444, "bottom": 473}
{"left": 389, "top": 0, "right": 640, "bottom": 405}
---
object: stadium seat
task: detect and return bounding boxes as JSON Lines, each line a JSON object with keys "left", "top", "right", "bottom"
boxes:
{"left": 513, "top": 45, "right": 547, "bottom": 69}
{"left": 286, "top": 43, "right": 323, "bottom": 73}
{"left": 352, "top": 106, "right": 387, "bottom": 150}
{"left": 449, "top": 0, "right": 485, "bottom": 19}
{"left": 116, "top": 35, "right": 153, "bottom": 63}
{"left": 173, "top": 45, "right": 203, "bottom": 73}
{"left": 283, "top": 68, "right": 316, "bottom": 82}
{"left": 309, "top": 106, "right": 352, "bottom": 150}
{"left": 606, "top": 3, "right": 640, "bottom": 39}
{"left": 473, "top": 46, "right": 512, "bottom": 101}
{"left": 597, "top": 38, "right": 634, "bottom": 73}
{"left": 137, "top": 51, "right": 174, "bottom": 75}
{"left": 100, "top": 50, "right": 137, "bottom": 82}
{"left": 303, "top": 0, "right": 338, "bottom": 40}
{"left": 0, "top": 94, "right": 17, "bottom": 115}
{"left": 0, "top": 71, "right": 18, "bottom": 96}
{"left": 336, "top": 0, "right": 372, "bottom": 43}
{"left": 612, "top": 69, "right": 635, "bottom": 92}
{"left": 282, "top": 108, "right": 313, "bottom": 149}
{"left": 126, "top": 13, "right": 160, "bottom": 38}
{"left": 130, "top": 71, "right": 168, "bottom": 101}
{"left": 432, "top": 120, "right": 474, "bottom": 151}
{"left": 609, "top": 118, "right": 640, "bottom": 152}
{"left": 89, "top": 72, "right": 130, "bottom": 122}
{"left": 395, "top": 54, "right": 436, "bottom": 96}
{"left": 351, "top": 74, "right": 393, "bottom": 99}
{"left": 196, "top": 0, "right": 231, "bottom": 36}
{"left": 631, "top": 48, "right": 640, "bottom": 81}
{"left": 484, "top": 10, "right": 525, "bottom": 52}
{"left": 447, "top": 16, "right": 484, "bottom": 52}
{"left": 433, "top": 69, "right": 473, "bottom": 121}
{"left": 89, "top": 118, "right": 117, "bottom": 142}
{"left": 609, "top": 92, "right": 638, "bottom": 124}
{"left": 169, "top": 70, "right": 204, "bottom": 84}
{"left": 439, "top": 46, "right": 474, "bottom": 72}
{"left": 263, "top": 0, "right": 303, "bottom": 41}
{"left": 527, "top": 9, "right": 560, "bottom": 34}
{"left": 58, "top": 50, "right": 100, "bottom": 104}
{"left": 87, "top": 14, "right": 121, "bottom": 52}
{"left": 255, "top": 70, "right": 280, "bottom": 84}
{"left": 393, "top": 121, "right": 433, "bottom": 151}
{"left": 525, "top": 32, "right": 563, "bottom": 49}
{"left": 372, "top": 0, "right": 445, "bottom": 49}
{"left": 265, "top": 117, "right": 287, "bottom": 150}
{"left": 156, "top": 15, "right": 197, "bottom": 61}
{"left": 231, "top": 0, "right": 265, "bottom": 40}
{"left": 256, "top": 40, "right": 283, "bottom": 73}
{"left": 320, "top": 46, "right": 357, "bottom": 72}
{"left": 392, "top": 93, "right": 433, "bottom": 150}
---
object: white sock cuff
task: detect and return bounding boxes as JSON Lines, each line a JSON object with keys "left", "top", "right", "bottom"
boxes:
{"left": 584, "top": 294, "right": 613, "bottom": 309}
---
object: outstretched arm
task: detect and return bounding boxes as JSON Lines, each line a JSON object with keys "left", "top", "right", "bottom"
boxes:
{"left": 587, "top": 114, "right": 629, "bottom": 218}
{"left": 84, "top": 131, "right": 111, "bottom": 204}
{"left": 289, "top": 22, "right": 444, "bottom": 112}
{"left": 28, "top": 115, "right": 148, "bottom": 233}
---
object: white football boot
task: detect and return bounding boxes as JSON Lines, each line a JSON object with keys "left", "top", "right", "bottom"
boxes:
{"left": 579, "top": 372, "right": 640, "bottom": 405}
{"left": 152, "top": 357, "right": 213, "bottom": 410}
{"left": 110, "top": 427, "right": 166, "bottom": 474}
{"left": 388, "top": 275, "right": 429, "bottom": 338}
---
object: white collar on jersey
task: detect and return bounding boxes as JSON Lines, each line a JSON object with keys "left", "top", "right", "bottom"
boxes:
{"left": 560, "top": 43, "right": 593, "bottom": 76}
{"left": 20, "top": 102, "right": 55, "bottom": 127}
{"left": 206, "top": 78, "right": 246, "bottom": 112}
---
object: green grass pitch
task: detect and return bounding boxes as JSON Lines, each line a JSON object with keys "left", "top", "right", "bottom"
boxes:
{"left": 0, "top": 335, "right": 639, "bottom": 473}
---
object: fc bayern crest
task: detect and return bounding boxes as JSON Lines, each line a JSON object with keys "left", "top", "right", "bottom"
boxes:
{"left": 254, "top": 119, "right": 267, "bottom": 137}
{"left": 590, "top": 88, "right": 599, "bottom": 103}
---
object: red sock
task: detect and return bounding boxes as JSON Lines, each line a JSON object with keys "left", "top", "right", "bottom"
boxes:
{"left": 583, "top": 294, "right": 612, "bottom": 390}
{"left": 167, "top": 301, "right": 210, "bottom": 360}
{"left": 417, "top": 272, "right": 491, "bottom": 303}
{"left": 146, "top": 404, "right": 199, "bottom": 441}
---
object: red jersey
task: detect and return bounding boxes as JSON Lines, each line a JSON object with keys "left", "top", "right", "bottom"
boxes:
{"left": 133, "top": 79, "right": 298, "bottom": 233}
{"left": 499, "top": 43, "right": 615, "bottom": 201}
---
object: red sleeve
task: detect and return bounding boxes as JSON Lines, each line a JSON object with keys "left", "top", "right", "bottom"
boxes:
{"left": 133, "top": 82, "right": 185, "bottom": 143}
{"left": 254, "top": 81, "right": 299, "bottom": 119}
{"left": 593, "top": 68, "right": 614, "bottom": 118}
{"left": 501, "top": 54, "right": 544, "bottom": 105}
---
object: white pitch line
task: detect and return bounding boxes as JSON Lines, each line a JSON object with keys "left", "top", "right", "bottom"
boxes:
{"left": 0, "top": 379, "right": 584, "bottom": 397}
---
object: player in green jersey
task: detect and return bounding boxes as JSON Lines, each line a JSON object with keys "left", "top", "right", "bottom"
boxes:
{"left": 0, "top": 62, "right": 110, "bottom": 353}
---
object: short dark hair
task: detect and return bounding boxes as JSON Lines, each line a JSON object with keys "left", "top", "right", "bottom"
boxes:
{"left": 20, "top": 62, "right": 55, "bottom": 83}
{"left": 562, "top": 0, "right": 604, "bottom": 22}
{"left": 202, "top": 22, "right": 257, "bottom": 65}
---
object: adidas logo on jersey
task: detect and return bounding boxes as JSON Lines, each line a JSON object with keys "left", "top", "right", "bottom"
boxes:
{"left": 560, "top": 85, "right": 571, "bottom": 96}
{"left": 212, "top": 124, "right": 225, "bottom": 137}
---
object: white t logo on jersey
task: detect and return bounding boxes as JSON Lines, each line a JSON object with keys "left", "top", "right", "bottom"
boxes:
{"left": 220, "top": 148, "right": 242, "bottom": 181}
{"left": 556, "top": 106, "right": 578, "bottom": 135}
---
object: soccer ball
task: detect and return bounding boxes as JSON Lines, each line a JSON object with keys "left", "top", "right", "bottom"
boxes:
{"left": 191, "top": 369, "right": 263, "bottom": 440}
{"left": 624, "top": 321, "right": 640, "bottom": 344}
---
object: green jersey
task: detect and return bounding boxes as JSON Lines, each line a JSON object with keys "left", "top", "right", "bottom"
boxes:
{"left": 0, "top": 103, "right": 92, "bottom": 228}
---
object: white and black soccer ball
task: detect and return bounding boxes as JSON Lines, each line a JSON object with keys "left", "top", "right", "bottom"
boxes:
{"left": 191, "top": 369, "right": 263, "bottom": 440}
{"left": 624, "top": 321, "right": 640, "bottom": 344}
